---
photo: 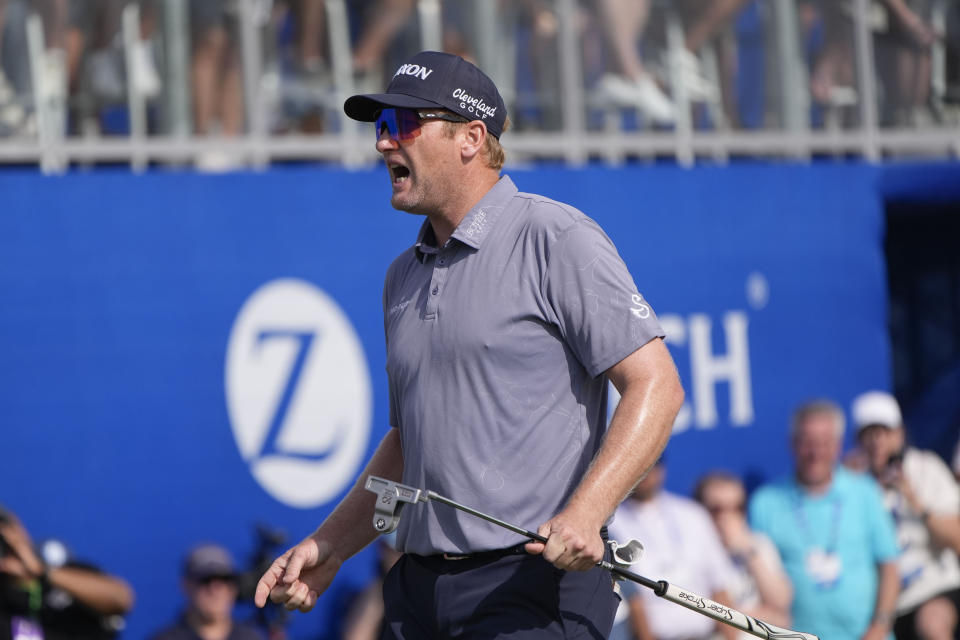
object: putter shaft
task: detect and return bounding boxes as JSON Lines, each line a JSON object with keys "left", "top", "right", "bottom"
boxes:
{"left": 426, "top": 491, "right": 547, "bottom": 543}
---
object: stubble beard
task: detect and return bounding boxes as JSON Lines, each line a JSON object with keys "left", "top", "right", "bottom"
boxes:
{"left": 391, "top": 171, "right": 441, "bottom": 216}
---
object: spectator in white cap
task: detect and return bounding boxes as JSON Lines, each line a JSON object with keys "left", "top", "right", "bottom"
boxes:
{"left": 151, "top": 543, "right": 263, "bottom": 640}
{"left": 852, "top": 390, "right": 960, "bottom": 640}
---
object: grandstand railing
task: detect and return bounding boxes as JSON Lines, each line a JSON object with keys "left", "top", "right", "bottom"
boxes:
{"left": 0, "top": 0, "right": 957, "bottom": 172}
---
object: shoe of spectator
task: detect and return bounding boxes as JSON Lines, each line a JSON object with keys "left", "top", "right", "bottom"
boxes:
{"left": 89, "top": 49, "right": 125, "bottom": 102}
{"left": 634, "top": 75, "right": 677, "bottom": 124}
{"left": 598, "top": 73, "right": 676, "bottom": 124}
{"left": 827, "top": 86, "right": 858, "bottom": 107}
{"left": 195, "top": 149, "right": 245, "bottom": 173}
{"left": 671, "top": 49, "right": 718, "bottom": 102}
{"left": 129, "top": 40, "right": 161, "bottom": 99}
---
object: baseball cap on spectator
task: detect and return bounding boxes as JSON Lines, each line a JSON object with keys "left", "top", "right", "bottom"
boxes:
{"left": 343, "top": 51, "right": 507, "bottom": 139}
{"left": 852, "top": 391, "right": 903, "bottom": 433}
{"left": 183, "top": 544, "right": 237, "bottom": 581}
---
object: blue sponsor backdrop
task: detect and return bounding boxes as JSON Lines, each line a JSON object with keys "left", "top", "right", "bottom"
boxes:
{"left": 0, "top": 163, "right": 945, "bottom": 638}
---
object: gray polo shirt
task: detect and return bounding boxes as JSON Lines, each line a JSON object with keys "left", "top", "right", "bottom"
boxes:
{"left": 383, "top": 175, "right": 664, "bottom": 555}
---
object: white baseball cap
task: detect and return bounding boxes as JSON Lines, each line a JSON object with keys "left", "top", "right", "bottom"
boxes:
{"left": 851, "top": 390, "right": 902, "bottom": 432}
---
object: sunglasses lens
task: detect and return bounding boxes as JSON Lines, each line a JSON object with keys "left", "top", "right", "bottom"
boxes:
{"left": 375, "top": 108, "right": 398, "bottom": 139}
{"left": 375, "top": 108, "right": 422, "bottom": 142}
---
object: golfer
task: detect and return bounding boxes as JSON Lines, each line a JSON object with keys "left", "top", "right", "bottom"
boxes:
{"left": 255, "top": 50, "right": 684, "bottom": 639}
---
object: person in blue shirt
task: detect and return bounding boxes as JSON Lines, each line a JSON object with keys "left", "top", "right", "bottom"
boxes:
{"left": 749, "top": 399, "right": 900, "bottom": 640}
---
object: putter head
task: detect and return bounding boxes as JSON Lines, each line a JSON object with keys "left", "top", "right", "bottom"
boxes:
{"left": 364, "top": 476, "right": 426, "bottom": 534}
{"left": 608, "top": 538, "right": 644, "bottom": 567}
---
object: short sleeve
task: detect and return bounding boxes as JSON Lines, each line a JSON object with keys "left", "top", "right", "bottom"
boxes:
{"left": 913, "top": 452, "right": 960, "bottom": 515}
{"left": 543, "top": 218, "right": 664, "bottom": 377}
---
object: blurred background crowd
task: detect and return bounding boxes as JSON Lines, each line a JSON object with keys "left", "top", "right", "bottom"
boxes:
{"left": 0, "top": 0, "right": 958, "bottom": 169}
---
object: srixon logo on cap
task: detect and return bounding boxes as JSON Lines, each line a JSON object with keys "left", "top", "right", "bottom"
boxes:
{"left": 394, "top": 64, "right": 433, "bottom": 80}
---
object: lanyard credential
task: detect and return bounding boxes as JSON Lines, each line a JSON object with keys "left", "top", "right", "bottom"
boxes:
{"left": 794, "top": 488, "right": 844, "bottom": 590}
{"left": 793, "top": 490, "right": 843, "bottom": 553}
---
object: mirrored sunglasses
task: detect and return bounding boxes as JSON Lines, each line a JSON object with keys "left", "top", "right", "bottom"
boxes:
{"left": 374, "top": 108, "right": 467, "bottom": 142}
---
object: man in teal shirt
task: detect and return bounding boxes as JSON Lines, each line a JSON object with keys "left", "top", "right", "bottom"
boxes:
{"left": 750, "top": 400, "right": 900, "bottom": 640}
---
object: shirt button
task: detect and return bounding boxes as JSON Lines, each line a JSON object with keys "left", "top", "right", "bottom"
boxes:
{"left": 432, "top": 287, "right": 439, "bottom": 295}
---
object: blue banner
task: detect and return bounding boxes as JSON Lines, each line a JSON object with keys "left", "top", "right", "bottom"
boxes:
{"left": 0, "top": 163, "right": 907, "bottom": 638}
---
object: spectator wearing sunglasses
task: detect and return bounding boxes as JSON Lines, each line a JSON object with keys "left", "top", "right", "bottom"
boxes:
{"left": 608, "top": 459, "right": 739, "bottom": 640}
{"left": 694, "top": 471, "right": 793, "bottom": 636}
{"left": 151, "top": 544, "right": 262, "bottom": 640}
{"left": 254, "top": 50, "right": 683, "bottom": 640}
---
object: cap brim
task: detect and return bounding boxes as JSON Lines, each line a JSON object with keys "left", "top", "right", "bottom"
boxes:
{"left": 344, "top": 93, "right": 446, "bottom": 122}
{"left": 856, "top": 421, "right": 898, "bottom": 432}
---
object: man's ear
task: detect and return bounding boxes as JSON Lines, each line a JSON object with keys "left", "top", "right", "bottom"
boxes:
{"left": 460, "top": 120, "right": 487, "bottom": 160}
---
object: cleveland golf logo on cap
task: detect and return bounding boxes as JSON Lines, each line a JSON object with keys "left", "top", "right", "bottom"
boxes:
{"left": 452, "top": 88, "right": 497, "bottom": 120}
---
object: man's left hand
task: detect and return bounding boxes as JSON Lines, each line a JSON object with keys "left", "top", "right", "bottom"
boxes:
{"left": 525, "top": 508, "right": 604, "bottom": 571}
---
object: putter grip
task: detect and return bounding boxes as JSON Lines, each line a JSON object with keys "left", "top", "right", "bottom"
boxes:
{"left": 657, "top": 582, "right": 819, "bottom": 640}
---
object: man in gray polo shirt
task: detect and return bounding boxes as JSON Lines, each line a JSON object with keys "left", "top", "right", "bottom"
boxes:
{"left": 255, "top": 51, "right": 684, "bottom": 639}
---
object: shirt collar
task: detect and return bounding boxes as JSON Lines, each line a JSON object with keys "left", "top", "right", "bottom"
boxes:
{"left": 414, "top": 222, "right": 440, "bottom": 260}
{"left": 451, "top": 175, "right": 517, "bottom": 249}
{"left": 414, "top": 175, "right": 518, "bottom": 260}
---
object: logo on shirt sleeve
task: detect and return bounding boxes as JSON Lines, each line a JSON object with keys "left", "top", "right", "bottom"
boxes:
{"left": 630, "top": 293, "right": 651, "bottom": 319}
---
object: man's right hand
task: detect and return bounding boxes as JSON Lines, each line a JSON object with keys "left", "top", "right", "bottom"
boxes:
{"left": 254, "top": 535, "right": 343, "bottom": 613}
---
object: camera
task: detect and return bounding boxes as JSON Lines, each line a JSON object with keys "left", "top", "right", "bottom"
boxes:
{"left": 886, "top": 451, "right": 904, "bottom": 470}
{"left": 237, "top": 523, "right": 290, "bottom": 636}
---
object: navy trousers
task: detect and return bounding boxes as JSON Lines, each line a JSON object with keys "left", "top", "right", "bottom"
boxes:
{"left": 381, "top": 547, "right": 620, "bottom": 639}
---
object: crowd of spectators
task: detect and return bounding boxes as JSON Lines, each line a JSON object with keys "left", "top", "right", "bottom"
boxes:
{"left": 606, "top": 391, "right": 960, "bottom": 640}
{"left": 0, "top": 0, "right": 957, "bottom": 167}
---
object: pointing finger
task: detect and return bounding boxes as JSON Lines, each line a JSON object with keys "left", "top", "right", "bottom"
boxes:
{"left": 255, "top": 555, "right": 289, "bottom": 607}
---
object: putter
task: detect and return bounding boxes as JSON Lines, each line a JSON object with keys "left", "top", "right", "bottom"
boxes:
{"left": 365, "top": 476, "right": 818, "bottom": 640}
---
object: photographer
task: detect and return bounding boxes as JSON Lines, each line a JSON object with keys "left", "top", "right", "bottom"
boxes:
{"left": 852, "top": 391, "right": 960, "bottom": 640}
{"left": 151, "top": 543, "right": 263, "bottom": 640}
{"left": 0, "top": 507, "right": 134, "bottom": 640}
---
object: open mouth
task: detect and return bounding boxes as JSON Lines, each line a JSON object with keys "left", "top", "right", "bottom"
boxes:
{"left": 390, "top": 163, "right": 410, "bottom": 185}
